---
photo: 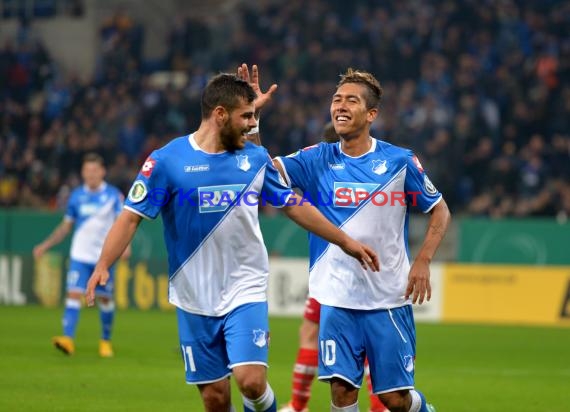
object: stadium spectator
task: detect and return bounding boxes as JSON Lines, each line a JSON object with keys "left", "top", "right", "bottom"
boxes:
{"left": 274, "top": 68, "right": 450, "bottom": 412}
{"left": 0, "top": 1, "right": 568, "bottom": 217}
{"left": 85, "top": 70, "right": 378, "bottom": 412}
{"left": 32, "top": 153, "right": 126, "bottom": 357}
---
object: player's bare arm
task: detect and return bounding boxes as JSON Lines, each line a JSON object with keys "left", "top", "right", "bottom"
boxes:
{"left": 33, "top": 219, "right": 73, "bottom": 259}
{"left": 405, "top": 199, "right": 451, "bottom": 304}
{"left": 237, "top": 63, "right": 277, "bottom": 112}
{"left": 237, "top": 63, "right": 277, "bottom": 145}
{"left": 86, "top": 209, "right": 142, "bottom": 306}
{"left": 282, "top": 195, "right": 380, "bottom": 272}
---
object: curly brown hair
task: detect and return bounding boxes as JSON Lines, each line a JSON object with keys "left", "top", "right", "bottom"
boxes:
{"left": 337, "top": 68, "right": 383, "bottom": 110}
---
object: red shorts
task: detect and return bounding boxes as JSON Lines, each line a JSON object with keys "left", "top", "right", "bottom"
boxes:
{"left": 303, "top": 297, "right": 321, "bottom": 323}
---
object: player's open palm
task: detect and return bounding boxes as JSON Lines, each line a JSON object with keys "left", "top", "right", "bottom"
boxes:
{"left": 405, "top": 258, "right": 432, "bottom": 304}
{"left": 237, "top": 63, "right": 277, "bottom": 111}
{"left": 86, "top": 267, "right": 109, "bottom": 307}
{"left": 341, "top": 239, "right": 380, "bottom": 272}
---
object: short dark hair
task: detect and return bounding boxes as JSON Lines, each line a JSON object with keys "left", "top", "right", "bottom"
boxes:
{"left": 337, "top": 68, "right": 383, "bottom": 109}
{"left": 83, "top": 152, "right": 105, "bottom": 166}
{"left": 201, "top": 73, "right": 256, "bottom": 119}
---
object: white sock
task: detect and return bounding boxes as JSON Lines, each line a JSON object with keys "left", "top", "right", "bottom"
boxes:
{"left": 331, "top": 401, "right": 359, "bottom": 412}
{"left": 242, "top": 383, "right": 275, "bottom": 411}
{"left": 409, "top": 390, "right": 422, "bottom": 412}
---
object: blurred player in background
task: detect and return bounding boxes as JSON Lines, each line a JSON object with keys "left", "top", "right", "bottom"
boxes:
{"left": 86, "top": 70, "right": 378, "bottom": 412}
{"left": 278, "top": 122, "right": 388, "bottom": 412}
{"left": 33, "top": 153, "right": 125, "bottom": 357}
{"left": 273, "top": 68, "right": 451, "bottom": 412}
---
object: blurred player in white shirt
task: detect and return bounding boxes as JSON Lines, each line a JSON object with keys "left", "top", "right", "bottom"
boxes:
{"left": 33, "top": 153, "right": 125, "bottom": 357}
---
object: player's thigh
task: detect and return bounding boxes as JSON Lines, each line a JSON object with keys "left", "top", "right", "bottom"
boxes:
{"left": 364, "top": 305, "right": 416, "bottom": 394}
{"left": 177, "top": 308, "right": 231, "bottom": 384}
{"left": 224, "top": 302, "right": 270, "bottom": 368}
{"left": 318, "top": 304, "right": 365, "bottom": 389}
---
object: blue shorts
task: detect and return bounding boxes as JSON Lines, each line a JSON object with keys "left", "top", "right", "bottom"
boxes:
{"left": 177, "top": 302, "right": 270, "bottom": 384}
{"left": 66, "top": 259, "right": 115, "bottom": 297}
{"left": 318, "top": 304, "right": 416, "bottom": 394}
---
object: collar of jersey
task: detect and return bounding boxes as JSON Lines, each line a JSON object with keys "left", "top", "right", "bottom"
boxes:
{"left": 82, "top": 182, "right": 107, "bottom": 193}
{"left": 188, "top": 133, "right": 228, "bottom": 155}
{"left": 338, "top": 137, "right": 376, "bottom": 159}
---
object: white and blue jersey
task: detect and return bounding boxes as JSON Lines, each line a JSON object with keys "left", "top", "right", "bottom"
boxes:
{"left": 124, "top": 134, "right": 294, "bottom": 316}
{"left": 65, "top": 182, "right": 124, "bottom": 264}
{"left": 276, "top": 138, "right": 442, "bottom": 310}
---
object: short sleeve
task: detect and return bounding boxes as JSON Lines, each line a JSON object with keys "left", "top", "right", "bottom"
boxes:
{"left": 124, "top": 152, "right": 169, "bottom": 219}
{"left": 404, "top": 152, "right": 442, "bottom": 213}
{"left": 261, "top": 154, "right": 295, "bottom": 207}
{"left": 64, "top": 192, "right": 78, "bottom": 222}
{"left": 275, "top": 144, "right": 320, "bottom": 192}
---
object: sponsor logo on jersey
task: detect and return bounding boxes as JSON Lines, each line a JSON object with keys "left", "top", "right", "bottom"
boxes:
{"left": 184, "top": 164, "right": 210, "bottom": 172}
{"left": 140, "top": 157, "right": 156, "bottom": 178}
{"left": 236, "top": 155, "right": 251, "bottom": 171}
{"left": 372, "top": 159, "right": 388, "bottom": 175}
{"left": 333, "top": 182, "right": 380, "bottom": 208}
{"left": 128, "top": 180, "right": 148, "bottom": 203}
{"left": 78, "top": 203, "right": 99, "bottom": 216}
{"left": 252, "top": 329, "right": 267, "bottom": 348}
{"left": 423, "top": 175, "right": 437, "bottom": 195}
{"left": 197, "top": 184, "right": 246, "bottom": 213}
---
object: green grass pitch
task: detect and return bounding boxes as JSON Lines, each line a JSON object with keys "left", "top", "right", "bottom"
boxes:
{"left": 1, "top": 306, "right": 569, "bottom": 411}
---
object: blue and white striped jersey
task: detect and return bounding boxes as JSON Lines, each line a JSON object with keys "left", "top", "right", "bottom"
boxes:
{"left": 276, "top": 138, "right": 442, "bottom": 310}
{"left": 65, "top": 182, "right": 123, "bottom": 264}
{"left": 125, "top": 134, "right": 294, "bottom": 316}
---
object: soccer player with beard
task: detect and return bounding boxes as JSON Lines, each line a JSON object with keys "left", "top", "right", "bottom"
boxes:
{"left": 86, "top": 72, "right": 379, "bottom": 412}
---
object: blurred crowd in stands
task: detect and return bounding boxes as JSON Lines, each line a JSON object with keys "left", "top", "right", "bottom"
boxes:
{"left": 0, "top": 0, "right": 569, "bottom": 218}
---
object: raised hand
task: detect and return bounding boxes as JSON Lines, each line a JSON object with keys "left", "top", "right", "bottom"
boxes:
{"left": 237, "top": 63, "right": 278, "bottom": 112}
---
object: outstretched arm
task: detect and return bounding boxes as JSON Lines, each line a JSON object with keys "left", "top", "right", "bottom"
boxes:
{"left": 282, "top": 195, "right": 379, "bottom": 272}
{"left": 33, "top": 219, "right": 73, "bottom": 259}
{"left": 405, "top": 199, "right": 451, "bottom": 304}
{"left": 86, "top": 209, "right": 142, "bottom": 306}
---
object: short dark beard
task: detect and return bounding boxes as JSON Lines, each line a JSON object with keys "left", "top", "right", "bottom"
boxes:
{"left": 220, "top": 120, "right": 245, "bottom": 151}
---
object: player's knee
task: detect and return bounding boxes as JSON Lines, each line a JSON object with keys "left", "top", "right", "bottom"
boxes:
{"left": 67, "top": 291, "right": 83, "bottom": 300}
{"left": 199, "top": 384, "right": 230, "bottom": 411}
{"left": 235, "top": 374, "right": 266, "bottom": 399}
{"left": 97, "top": 296, "right": 112, "bottom": 305}
{"left": 378, "top": 390, "right": 409, "bottom": 412}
